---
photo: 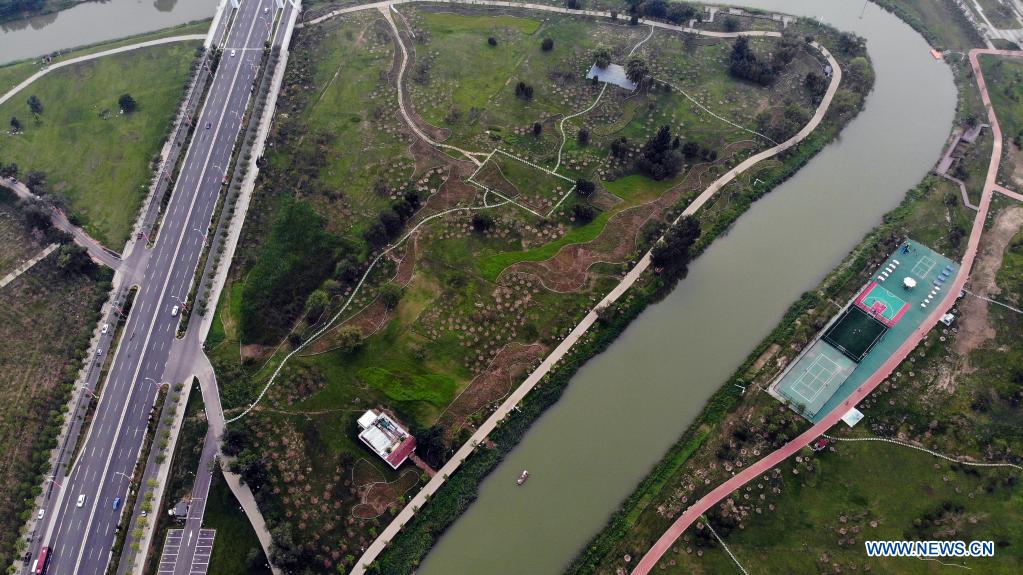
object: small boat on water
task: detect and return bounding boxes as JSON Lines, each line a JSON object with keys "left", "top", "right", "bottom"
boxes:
{"left": 516, "top": 470, "right": 530, "bottom": 485}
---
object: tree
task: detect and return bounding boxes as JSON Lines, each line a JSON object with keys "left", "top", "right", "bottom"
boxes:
{"left": 626, "top": 57, "right": 649, "bottom": 85}
{"left": 26, "top": 170, "right": 46, "bottom": 192}
{"left": 532, "top": 121, "right": 542, "bottom": 136}
{"left": 566, "top": 0, "right": 580, "bottom": 9}
{"left": 630, "top": 14, "right": 640, "bottom": 25}
{"left": 723, "top": 16, "right": 739, "bottom": 32}
{"left": 571, "top": 203, "right": 596, "bottom": 224}
{"left": 610, "top": 136, "right": 629, "bottom": 159}
{"left": 0, "top": 162, "right": 17, "bottom": 179}
{"left": 471, "top": 212, "right": 495, "bottom": 232}
{"left": 681, "top": 140, "right": 700, "bottom": 159}
{"left": 577, "top": 128, "right": 589, "bottom": 146}
{"left": 803, "top": 71, "right": 828, "bottom": 97}
{"left": 56, "top": 244, "right": 94, "bottom": 275}
{"left": 379, "top": 283, "right": 403, "bottom": 309}
{"left": 593, "top": 48, "right": 612, "bottom": 69}
{"left": 636, "top": 125, "right": 682, "bottom": 180}
{"left": 335, "top": 325, "right": 363, "bottom": 353}
{"left": 10, "top": 116, "right": 22, "bottom": 133}
{"left": 541, "top": 38, "right": 554, "bottom": 51}
{"left": 304, "top": 289, "right": 329, "bottom": 322}
{"left": 728, "top": 37, "right": 774, "bottom": 86}
{"left": 118, "top": 93, "right": 137, "bottom": 113}
{"left": 514, "top": 81, "right": 534, "bottom": 100}
{"left": 575, "top": 178, "right": 596, "bottom": 198}
{"left": 487, "top": 36, "right": 498, "bottom": 47}
{"left": 651, "top": 216, "right": 700, "bottom": 280}
{"left": 27, "top": 95, "right": 42, "bottom": 115}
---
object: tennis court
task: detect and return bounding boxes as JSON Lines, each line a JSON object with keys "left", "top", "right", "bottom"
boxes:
{"left": 773, "top": 342, "right": 856, "bottom": 417}
{"left": 854, "top": 281, "right": 909, "bottom": 327}
{"left": 823, "top": 306, "right": 889, "bottom": 362}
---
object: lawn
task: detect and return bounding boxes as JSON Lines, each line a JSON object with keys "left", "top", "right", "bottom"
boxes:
{"left": 203, "top": 467, "right": 272, "bottom": 575}
{"left": 0, "top": 197, "right": 110, "bottom": 568}
{"left": 0, "top": 39, "right": 200, "bottom": 247}
{"left": 982, "top": 55, "right": 1023, "bottom": 148}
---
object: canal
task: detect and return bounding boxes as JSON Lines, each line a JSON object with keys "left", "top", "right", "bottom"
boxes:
{"left": 418, "top": 1, "right": 957, "bottom": 574}
{"left": 0, "top": 0, "right": 216, "bottom": 66}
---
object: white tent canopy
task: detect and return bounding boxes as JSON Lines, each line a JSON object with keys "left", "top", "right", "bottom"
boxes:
{"left": 903, "top": 277, "right": 917, "bottom": 289}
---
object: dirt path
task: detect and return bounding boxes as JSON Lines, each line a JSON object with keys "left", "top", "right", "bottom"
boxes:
{"left": 955, "top": 205, "right": 1023, "bottom": 355}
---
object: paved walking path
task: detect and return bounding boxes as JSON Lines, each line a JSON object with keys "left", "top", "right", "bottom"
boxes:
{"left": 1, "top": 177, "right": 122, "bottom": 269}
{"left": 627, "top": 46, "right": 1023, "bottom": 575}
{"left": 0, "top": 34, "right": 206, "bottom": 108}
{"left": 0, "top": 242, "right": 59, "bottom": 288}
{"left": 345, "top": 4, "right": 841, "bottom": 573}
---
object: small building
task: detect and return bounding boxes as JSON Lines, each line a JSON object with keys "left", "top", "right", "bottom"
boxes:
{"left": 169, "top": 500, "right": 189, "bottom": 520}
{"left": 357, "top": 409, "right": 416, "bottom": 469}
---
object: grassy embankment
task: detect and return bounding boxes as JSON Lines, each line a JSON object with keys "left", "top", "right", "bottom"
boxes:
{"left": 0, "top": 35, "right": 202, "bottom": 247}
{"left": 564, "top": 5, "right": 1023, "bottom": 574}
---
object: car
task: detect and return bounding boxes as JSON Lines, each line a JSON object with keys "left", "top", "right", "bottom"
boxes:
{"left": 263, "top": 7, "right": 268, "bottom": 13}
{"left": 171, "top": 305, "right": 180, "bottom": 317}
{"left": 231, "top": 49, "right": 237, "bottom": 57}
{"left": 36, "top": 509, "right": 44, "bottom": 520}
{"left": 205, "top": 121, "right": 211, "bottom": 130}
{"left": 101, "top": 323, "right": 109, "bottom": 334}
{"left": 112, "top": 497, "right": 121, "bottom": 511}
{"left": 96, "top": 348, "right": 102, "bottom": 356}
{"left": 141, "top": 509, "right": 148, "bottom": 517}
{"left": 76, "top": 494, "right": 86, "bottom": 508}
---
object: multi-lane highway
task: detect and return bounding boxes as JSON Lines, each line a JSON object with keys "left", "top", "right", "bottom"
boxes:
{"left": 28, "top": 1, "right": 280, "bottom": 573}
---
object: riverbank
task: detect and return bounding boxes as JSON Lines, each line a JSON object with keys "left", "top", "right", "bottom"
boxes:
{"left": 365, "top": 12, "right": 872, "bottom": 575}
{"left": 560, "top": 4, "right": 995, "bottom": 573}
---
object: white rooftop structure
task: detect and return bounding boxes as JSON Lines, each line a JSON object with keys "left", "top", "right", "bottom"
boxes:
{"left": 841, "top": 407, "right": 864, "bottom": 428}
{"left": 357, "top": 409, "right": 416, "bottom": 469}
{"left": 586, "top": 63, "right": 637, "bottom": 91}
{"left": 903, "top": 277, "right": 917, "bottom": 289}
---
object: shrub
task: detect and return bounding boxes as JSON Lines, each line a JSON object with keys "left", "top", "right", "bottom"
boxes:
{"left": 541, "top": 38, "right": 554, "bottom": 51}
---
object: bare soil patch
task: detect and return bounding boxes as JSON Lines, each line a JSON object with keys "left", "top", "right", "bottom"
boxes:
{"left": 955, "top": 205, "right": 1023, "bottom": 356}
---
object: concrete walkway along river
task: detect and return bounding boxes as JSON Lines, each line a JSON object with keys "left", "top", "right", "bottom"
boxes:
{"left": 628, "top": 45, "right": 1023, "bottom": 575}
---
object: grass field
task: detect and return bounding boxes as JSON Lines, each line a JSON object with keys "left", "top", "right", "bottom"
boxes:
{"left": 982, "top": 55, "right": 1023, "bottom": 153}
{"left": 0, "top": 199, "right": 109, "bottom": 567}
{"left": 0, "top": 39, "right": 200, "bottom": 247}
{"left": 872, "top": 0, "right": 985, "bottom": 52}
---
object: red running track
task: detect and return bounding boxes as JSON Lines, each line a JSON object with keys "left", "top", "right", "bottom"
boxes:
{"left": 629, "top": 47, "right": 1021, "bottom": 575}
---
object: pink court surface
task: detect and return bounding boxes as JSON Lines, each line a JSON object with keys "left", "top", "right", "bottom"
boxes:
{"left": 854, "top": 281, "right": 909, "bottom": 327}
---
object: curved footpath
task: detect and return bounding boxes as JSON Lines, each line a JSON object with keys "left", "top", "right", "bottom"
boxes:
{"left": 1, "top": 176, "right": 122, "bottom": 268}
{"left": 0, "top": 34, "right": 206, "bottom": 107}
{"left": 629, "top": 47, "right": 1023, "bottom": 575}
{"left": 340, "top": 2, "right": 841, "bottom": 573}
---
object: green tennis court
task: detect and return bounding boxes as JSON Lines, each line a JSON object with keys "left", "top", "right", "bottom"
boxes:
{"left": 773, "top": 341, "right": 856, "bottom": 417}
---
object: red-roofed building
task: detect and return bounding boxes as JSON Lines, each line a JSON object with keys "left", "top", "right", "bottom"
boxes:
{"left": 356, "top": 409, "right": 416, "bottom": 469}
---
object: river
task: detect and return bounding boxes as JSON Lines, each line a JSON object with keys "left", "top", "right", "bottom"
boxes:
{"left": 418, "top": 1, "right": 957, "bottom": 574}
{"left": 0, "top": 0, "right": 216, "bottom": 66}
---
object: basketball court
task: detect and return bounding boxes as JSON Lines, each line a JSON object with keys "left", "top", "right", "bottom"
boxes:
{"left": 769, "top": 238, "right": 961, "bottom": 423}
{"left": 853, "top": 281, "right": 909, "bottom": 327}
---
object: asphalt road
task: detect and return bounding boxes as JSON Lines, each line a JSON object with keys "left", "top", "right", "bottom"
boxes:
{"left": 27, "top": 2, "right": 277, "bottom": 573}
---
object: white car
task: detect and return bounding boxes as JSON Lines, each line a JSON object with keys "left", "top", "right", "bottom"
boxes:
{"left": 101, "top": 323, "right": 109, "bottom": 334}
{"left": 231, "top": 49, "right": 237, "bottom": 57}
{"left": 37, "top": 509, "right": 44, "bottom": 520}
{"left": 171, "top": 305, "right": 180, "bottom": 317}
{"left": 76, "top": 494, "right": 86, "bottom": 508}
